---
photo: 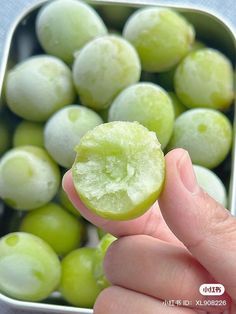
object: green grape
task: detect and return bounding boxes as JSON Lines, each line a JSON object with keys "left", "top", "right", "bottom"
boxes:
{"left": 60, "top": 247, "right": 101, "bottom": 308}
{"left": 72, "top": 121, "right": 165, "bottom": 221}
{"left": 58, "top": 187, "right": 81, "bottom": 217}
{"left": 0, "top": 146, "right": 60, "bottom": 210}
{"left": 0, "top": 232, "right": 61, "bottom": 301}
{"left": 123, "top": 8, "right": 195, "bottom": 72}
{"left": 108, "top": 83, "right": 174, "bottom": 149}
{"left": 99, "top": 6, "right": 133, "bottom": 29}
{"left": 20, "top": 202, "right": 84, "bottom": 256}
{"left": 5, "top": 55, "right": 75, "bottom": 122}
{"left": 13, "top": 121, "right": 44, "bottom": 148}
{"left": 191, "top": 40, "right": 205, "bottom": 52}
{"left": 97, "top": 227, "right": 106, "bottom": 240}
{"left": 174, "top": 48, "right": 234, "bottom": 110}
{"left": 155, "top": 41, "right": 205, "bottom": 91}
{"left": 93, "top": 233, "right": 116, "bottom": 289}
{"left": 36, "top": 0, "right": 107, "bottom": 64}
{"left": 167, "top": 109, "right": 232, "bottom": 169}
{"left": 0, "top": 123, "right": 11, "bottom": 155}
{"left": 168, "top": 92, "right": 187, "bottom": 118}
{"left": 44, "top": 105, "right": 103, "bottom": 168}
{"left": 193, "top": 165, "right": 227, "bottom": 207}
{"left": 72, "top": 35, "right": 141, "bottom": 110}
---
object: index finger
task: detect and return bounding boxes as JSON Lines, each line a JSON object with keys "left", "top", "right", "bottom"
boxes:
{"left": 63, "top": 170, "right": 183, "bottom": 246}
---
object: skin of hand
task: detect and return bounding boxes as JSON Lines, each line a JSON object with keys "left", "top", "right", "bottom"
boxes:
{"left": 63, "top": 148, "right": 236, "bottom": 314}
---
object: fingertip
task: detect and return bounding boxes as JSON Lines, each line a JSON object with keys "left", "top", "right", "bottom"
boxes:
{"left": 165, "top": 148, "right": 188, "bottom": 164}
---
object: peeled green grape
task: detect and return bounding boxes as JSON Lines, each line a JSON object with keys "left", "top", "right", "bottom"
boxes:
{"left": 93, "top": 233, "right": 116, "bottom": 289}
{"left": 0, "top": 146, "right": 60, "bottom": 210}
{"left": 20, "top": 203, "right": 84, "bottom": 256}
{"left": 58, "top": 187, "right": 81, "bottom": 217}
{"left": 99, "top": 5, "right": 133, "bottom": 29}
{"left": 0, "top": 232, "right": 61, "bottom": 301}
{"left": 5, "top": 55, "right": 75, "bottom": 122}
{"left": 167, "top": 109, "right": 232, "bottom": 169}
{"left": 0, "top": 123, "right": 11, "bottom": 155}
{"left": 36, "top": 0, "right": 107, "bottom": 64}
{"left": 108, "top": 83, "right": 174, "bottom": 149}
{"left": 13, "top": 121, "right": 44, "bottom": 148}
{"left": 193, "top": 165, "right": 227, "bottom": 206}
{"left": 45, "top": 105, "right": 103, "bottom": 168}
{"left": 73, "top": 35, "right": 141, "bottom": 110}
{"left": 168, "top": 92, "right": 187, "bottom": 118}
{"left": 72, "top": 121, "right": 165, "bottom": 221}
{"left": 174, "top": 48, "right": 234, "bottom": 110}
{"left": 123, "top": 8, "right": 195, "bottom": 72}
{"left": 60, "top": 247, "right": 101, "bottom": 308}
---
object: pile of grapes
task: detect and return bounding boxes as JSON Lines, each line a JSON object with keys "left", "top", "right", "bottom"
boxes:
{"left": 0, "top": 0, "right": 234, "bottom": 309}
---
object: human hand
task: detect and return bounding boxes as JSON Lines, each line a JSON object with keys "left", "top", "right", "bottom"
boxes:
{"left": 63, "top": 148, "right": 236, "bottom": 313}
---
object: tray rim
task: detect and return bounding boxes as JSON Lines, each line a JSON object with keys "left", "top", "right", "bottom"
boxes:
{"left": 0, "top": 0, "right": 236, "bottom": 312}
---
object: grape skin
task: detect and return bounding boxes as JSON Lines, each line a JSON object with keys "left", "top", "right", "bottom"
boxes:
{"left": 13, "top": 121, "right": 44, "bottom": 148}
{"left": 174, "top": 48, "right": 234, "bottom": 110}
{"left": 20, "top": 202, "right": 84, "bottom": 256}
{"left": 5, "top": 55, "right": 76, "bottom": 122}
{"left": 0, "top": 232, "right": 61, "bottom": 301}
{"left": 193, "top": 165, "right": 227, "bottom": 206}
{"left": 60, "top": 247, "right": 101, "bottom": 308}
{"left": 123, "top": 7, "right": 195, "bottom": 72}
{"left": 0, "top": 146, "right": 60, "bottom": 210}
{"left": 72, "top": 35, "right": 141, "bottom": 110}
{"left": 36, "top": 0, "right": 108, "bottom": 64}
{"left": 167, "top": 108, "right": 232, "bottom": 169}
{"left": 44, "top": 105, "right": 103, "bottom": 168}
{"left": 109, "top": 83, "right": 174, "bottom": 149}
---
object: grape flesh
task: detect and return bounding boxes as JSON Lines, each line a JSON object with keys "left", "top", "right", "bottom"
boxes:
{"left": 72, "top": 121, "right": 165, "bottom": 220}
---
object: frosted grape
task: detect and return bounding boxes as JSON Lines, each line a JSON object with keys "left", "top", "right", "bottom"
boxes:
{"left": 44, "top": 105, "right": 103, "bottom": 168}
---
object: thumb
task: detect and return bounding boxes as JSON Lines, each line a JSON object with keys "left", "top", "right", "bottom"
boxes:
{"left": 159, "top": 148, "right": 236, "bottom": 300}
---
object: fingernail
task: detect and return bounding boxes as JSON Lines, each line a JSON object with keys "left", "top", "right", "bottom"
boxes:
{"left": 62, "top": 171, "right": 70, "bottom": 191}
{"left": 177, "top": 151, "right": 199, "bottom": 193}
{"left": 62, "top": 176, "right": 66, "bottom": 191}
